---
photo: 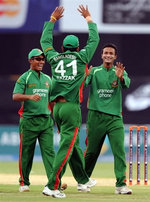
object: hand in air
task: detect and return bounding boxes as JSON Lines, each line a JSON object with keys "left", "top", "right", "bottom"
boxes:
{"left": 77, "top": 5, "right": 91, "bottom": 18}
{"left": 51, "top": 6, "right": 64, "bottom": 21}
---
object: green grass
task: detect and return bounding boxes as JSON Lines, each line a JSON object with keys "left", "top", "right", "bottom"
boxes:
{"left": 1, "top": 184, "right": 150, "bottom": 202}
{"left": 0, "top": 162, "right": 150, "bottom": 202}
{"left": 0, "top": 161, "right": 147, "bottom": 179}
{"left": 0, "top": 162, "right": 115, "bottom": 177}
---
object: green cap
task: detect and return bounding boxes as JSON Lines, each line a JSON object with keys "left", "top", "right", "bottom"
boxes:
{"left": 63, "top": 35, "right": 79, "bottom": 48}
{"left": 28, "top": 48, "right": 44, "bottom": 59}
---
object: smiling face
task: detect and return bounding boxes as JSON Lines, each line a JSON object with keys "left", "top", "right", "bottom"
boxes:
{"left": 29, "top": 55, "right": 45, "bottom": 72}
{"left": 101, "top": 47, "right": 117, "bottom": 68}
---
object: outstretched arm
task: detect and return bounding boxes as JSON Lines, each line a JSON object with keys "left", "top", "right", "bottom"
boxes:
{"left": 77, "top": 5, "right": 93, "bottom": 23}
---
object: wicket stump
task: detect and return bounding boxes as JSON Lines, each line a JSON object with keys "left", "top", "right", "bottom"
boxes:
{"left": 129, "top": 125, "right": 148, "bottom": 185}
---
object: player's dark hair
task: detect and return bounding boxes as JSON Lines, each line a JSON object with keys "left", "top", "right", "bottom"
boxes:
{"left": 101, "top": 43, "right": 118, "bottom": 55}
{"left": 63, "top": 47, "right": 78, "bottom": 52}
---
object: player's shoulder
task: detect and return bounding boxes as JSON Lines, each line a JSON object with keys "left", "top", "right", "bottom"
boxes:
{"left": 17, "top": 70, "right": 29, "bottom": 80}
{"left": 15, "top": 71, "right": 28, "bottom": 84}
{"left": 92, "top": 66, "right": 99, "bottom": 70}
{"left": 92, "top": 65, "right": 101, "bottom": 71}
{"left": 41, "top": 72, "right": 50, "bottom": 78}
{"left": 41, "top": 72, "right": 51, "bottom": 80}
{"left": 92, "top": 66, "right": 103, "bottom": 75}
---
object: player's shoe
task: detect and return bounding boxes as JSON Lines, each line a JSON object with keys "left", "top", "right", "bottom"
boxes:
{"left": 19, "top": 185, "right": 30, "bottom": 192}
{"left": 77, "top": 178, "right": 96, "bottom": 192}
{"left": 115, "top": 186, "right": 132, "bottom": 194}
{"left": 85, "top": 178, "right": 97, "bottom": 188}
{"left": 77, "top": 183, "right": 90, "bottom": 192}
{"left": 42, "top": 186, "right": 66, "bottom": 198}
{"left": 60, "top": 183, "right": 67, "bottom": 191}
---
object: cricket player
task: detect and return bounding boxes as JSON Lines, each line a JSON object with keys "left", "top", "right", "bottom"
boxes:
{"left": 12, "top": 48, "right": 55, "bottom": 192}
{"left": 40, "top": 5, "right": 100, "bottom": 198}
{"left": 84, "top": 43, "right": 132, "bottom": 194}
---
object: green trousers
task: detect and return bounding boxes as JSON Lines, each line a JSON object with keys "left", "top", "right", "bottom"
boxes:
{"left": 47, "top": 102, "right": 89, "bottom": 190}
{"left": 85, "top": 110, "right": 126, "bottom": 187}
{"left": 19, "top": 116, "right": 55, "bottom": 186}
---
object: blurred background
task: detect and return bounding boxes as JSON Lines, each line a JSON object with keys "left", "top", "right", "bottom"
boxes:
{"left": 0, "top": 0, "right": 150, "bottom": 161}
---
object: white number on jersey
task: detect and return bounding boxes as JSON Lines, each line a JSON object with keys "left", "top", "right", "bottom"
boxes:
{"left": 55, "top": 60, "right": 77, "bottom": 76}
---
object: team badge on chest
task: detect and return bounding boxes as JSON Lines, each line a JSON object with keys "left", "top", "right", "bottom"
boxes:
{"left": 112, "top": 80, "right": 118, "bottom": 87}
{"left": 45, "top": 81, "right": 49, "bottom": 87}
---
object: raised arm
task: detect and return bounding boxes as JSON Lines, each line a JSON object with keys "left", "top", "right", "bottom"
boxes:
{"left": 77, "top": 5, "right": 100, "bottom": 63}
{"left": 40, "top": 6, "right": 64, "bottom": 61}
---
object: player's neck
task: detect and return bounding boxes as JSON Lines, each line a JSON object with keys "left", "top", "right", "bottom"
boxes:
{"left": 103, "top": 62, "right": 113, "bottom": 69}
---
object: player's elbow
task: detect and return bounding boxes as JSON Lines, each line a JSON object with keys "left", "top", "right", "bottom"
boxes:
{"left": 12, "top": 93, "right": 21, "bottom": 101}
{"left": 12, "top": 94, "right": 17, "bottom": 101}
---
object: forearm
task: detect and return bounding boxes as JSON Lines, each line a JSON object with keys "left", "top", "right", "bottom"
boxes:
{"left": 13, "top": 93, "right": 41, "bottom": 102}
{"left": 88, "top": 22, "right": 99, "bottom": 44}
{"left": 40, "top": 22, "right": 54, "bottom": 51}
{"left": 121, "top": 73, "right": 130, "bottom": 88}
{"left": 13, "top": 93, "right": 31, "bottom": 101}
{"left": 123, "top": 77, "right": 130, "bottom": 88}
{"left": 40, "top": 22, "right": 57, "bottom": 62}
{"left": 81, "top": 22, "right": 99, "bottom": 63}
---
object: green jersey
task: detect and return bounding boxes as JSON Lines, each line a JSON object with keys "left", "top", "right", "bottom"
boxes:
{"left": 13, "top": 69, "right": 52, "bottom": 118}
{"left": 85, "top": 65, "right": 130, "bottom": 116}
{"left": 40, "top": 22, "right": 99, "bottom": 103}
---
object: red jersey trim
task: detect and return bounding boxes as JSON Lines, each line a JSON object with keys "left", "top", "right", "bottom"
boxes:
{"left": 54, "top": 127, "right": 79, "bottom": 190}
{"left": 79, "top": 64, "right": 88, "bottom": 103}
{"left": 48, "top": 103, "right": 52, "bottom": 112}
{"left": 83, "top": 128, "right": 88, "bottom": 157}
{"left": 18, "top": 105, "right": 23, "bottom": 118}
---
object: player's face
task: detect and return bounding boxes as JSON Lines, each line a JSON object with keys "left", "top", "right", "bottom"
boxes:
{"left": 101, "top": 47, "right": 117, "bottom": 66}
{"left": 29, "top": 55, "right": 45, "bottom": 72}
